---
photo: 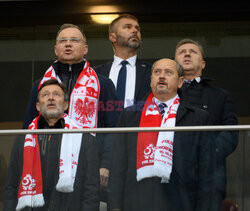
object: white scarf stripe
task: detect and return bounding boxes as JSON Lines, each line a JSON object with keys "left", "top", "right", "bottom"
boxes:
{"left": 56, "top": 115, "right": 82, "bottom": 192}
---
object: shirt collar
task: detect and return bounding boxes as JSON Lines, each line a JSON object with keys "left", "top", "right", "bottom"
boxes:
{"left": 154, "top": 94, "right": 178, "bottom": 108}
{"left": 194, "top": 77, "right": 201, "bottom": 83}
{"left": 184, "top": 76, "right": 201, "bottom": 83}
{"left": 113, "top": 55, "right": 137, "bottom": 67}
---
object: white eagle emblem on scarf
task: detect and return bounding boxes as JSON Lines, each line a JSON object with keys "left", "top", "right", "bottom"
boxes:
{"left": 74, "top": 98, "right": 96, "bottom": 125}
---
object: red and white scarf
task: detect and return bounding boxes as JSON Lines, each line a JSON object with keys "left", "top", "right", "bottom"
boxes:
{"left": 16, "top": 114, "right": 82, "bottom": 211}
{"left": 39, "top": 59, "right": 100, "bottom": 129}
{"left": 136, "top": 93, "right": 180, "bottom": 183}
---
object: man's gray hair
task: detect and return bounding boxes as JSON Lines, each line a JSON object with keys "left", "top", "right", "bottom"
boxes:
{"left": 175, "top": 38, "right": 205, "bottom": 59}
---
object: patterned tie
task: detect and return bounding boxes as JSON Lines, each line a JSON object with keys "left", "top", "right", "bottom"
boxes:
{"left": 158, "top": 103, "right": 167, "bottom": 118}
{"left": 117, "top": 60, "right": 128, "bottom": 103}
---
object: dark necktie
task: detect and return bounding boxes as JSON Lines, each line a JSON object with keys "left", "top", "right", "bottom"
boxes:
{"left": 184, "top": 80, "right": 192, "bottom": 87}
{"left": 116, "top": 60, "right": 128, "bottom": 103}
{"left": 182, "top": 80, "right": 192, "bottom": 92}
{"left": 158, "top": 103, "right": 167, "bottom": 118}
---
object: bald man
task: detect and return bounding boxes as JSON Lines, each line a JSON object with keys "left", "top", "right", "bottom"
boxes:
{"left": 108, "top": 58, "right": 215, "bottom": 211}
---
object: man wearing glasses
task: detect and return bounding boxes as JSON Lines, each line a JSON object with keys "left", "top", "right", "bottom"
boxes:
{"left": 22, "top": 24, "right": 118, "bottom": 193}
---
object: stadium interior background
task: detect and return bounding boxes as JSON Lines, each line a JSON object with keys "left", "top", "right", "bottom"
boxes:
{"left": 0, "top": 0, "right": 250, "bottom": 210}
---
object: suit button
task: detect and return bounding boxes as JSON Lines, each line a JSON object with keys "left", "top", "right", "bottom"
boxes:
{"left": 203, "top": 105, "right": 208, "bottom": 109}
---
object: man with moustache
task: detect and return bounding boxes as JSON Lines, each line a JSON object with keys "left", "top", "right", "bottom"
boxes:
{"left": 108, "top": 59, "right": 214, "bottom": 211}
{"left": 4, "top": 79, "right": 100, "bottom": 211}
{"left": 175, "top": 38, "right": 238, "bottom": 210}
{"left": 22, "top": 23, "right": 118, "bottom": 191}
{"left": 94, "top": 14, "right": 152, "bottom": 110}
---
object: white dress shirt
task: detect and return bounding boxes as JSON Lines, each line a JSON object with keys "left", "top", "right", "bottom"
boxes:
{"left": 109, "top": 55, "right": 137, "bottom": 108}
{"left": 184, "top": 77, "right": 201, "bottom": 84}
{"left": 154, "top": 95, "right": 178, "bottom": 113}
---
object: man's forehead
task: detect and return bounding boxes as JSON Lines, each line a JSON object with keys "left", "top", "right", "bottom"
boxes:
{"left": 40, "top": 84, "right": 63, "bottom": 93}
{"left": 178, "top": 43, "right": 200, "bottom": 51}
{"left": 154, "top": 59, "right": 177, "bottom": 70}
{"left": 118, "top": 18, "right": 139, "bottom": 26}
{"left": 58, "top": 27, "right": 83, "bottom": 38}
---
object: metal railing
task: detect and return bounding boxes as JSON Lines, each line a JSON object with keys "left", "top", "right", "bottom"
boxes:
{"left": 0, "top": 125, "right": 249, "bottom": 135}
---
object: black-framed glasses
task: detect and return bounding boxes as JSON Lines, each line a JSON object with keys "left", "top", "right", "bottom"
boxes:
{"left": 56, "top": 37, "right": 85, "bottom": 44}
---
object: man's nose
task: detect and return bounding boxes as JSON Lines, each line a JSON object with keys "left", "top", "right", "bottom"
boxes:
{"left": 159, "top": 73, "right": 166, "bottom": 79}
{"left": 65, "top": 40, "right": 72, "bottom": 46}
{"left": 132, "top": 26, "right": 138, "bottom": 34}
{"left": 48, "top": 94, "right": 55, "bottom": 100}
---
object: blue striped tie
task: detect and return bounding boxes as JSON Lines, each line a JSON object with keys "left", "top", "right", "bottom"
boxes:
{"left": 158, "top": 103, "right": 167, "bottom": 118}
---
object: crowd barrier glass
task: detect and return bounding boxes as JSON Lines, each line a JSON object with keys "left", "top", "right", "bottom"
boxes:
{"left": 0, "top": 126, "right": 249, "bottom": 211}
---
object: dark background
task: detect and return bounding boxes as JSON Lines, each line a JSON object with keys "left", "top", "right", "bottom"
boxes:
{"left": 0, "top": 0, "right": 250, "bottom": 123}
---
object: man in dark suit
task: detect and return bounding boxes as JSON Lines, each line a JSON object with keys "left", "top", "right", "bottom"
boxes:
{"left": 108, "top": 58, "right": 215, "bottom": 211}
{"left": 175, "top": 38, "right": 238, "bottom": 211}
{"left": 94, "top": 14, "right": 152, "bottom": 109}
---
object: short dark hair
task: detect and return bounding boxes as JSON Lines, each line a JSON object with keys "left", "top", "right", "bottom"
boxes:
{"left": 109, "top": 14, "right": 139, "bottom": 33}
{"left": 56, "top": 23, "right": 86, "bottom": 43}
{"left": 175, "top": 38, "right": 205, "bottom": 58}
{"left": 37, "top": 79, "right": 68, "bottom": 102}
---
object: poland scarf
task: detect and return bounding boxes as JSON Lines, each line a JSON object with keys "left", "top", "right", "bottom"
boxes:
{"left": 16, "top": 114, "right": 82, "bottom": 211}
{"left": 137, "top": 93, "right": 180, "bottom": 183}
{"left": 39, "top": 59, "right": 100, "bottom": 129}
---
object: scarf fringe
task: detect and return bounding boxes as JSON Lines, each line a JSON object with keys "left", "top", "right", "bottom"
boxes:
{"left": 16, "top": 194, "right": 44, "bottom": 211}
{"left": 137, "top": 166, "right": 154, "bottom": 181}
{"left": 136, "top": 165, "right": 171, "bottom": 183}
{"left": 56, "top": 177, "right": 74, "bottom": 193}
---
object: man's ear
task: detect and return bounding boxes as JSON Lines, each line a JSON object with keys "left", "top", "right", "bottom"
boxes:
{"left": 109, "top": 33, "right": 116, "bottom": 43}
{"left": 202, "top": 60, "right": 206, "bottom": 70}
{"left": 178, "top": 76, "right": 184, "bottom": 88}
{"left": 83, "top": 44, "right": 88, "bottom": 56}
{"left": 36, "top": 102, "right": 41, "bottom": 112}
{"left": 63, "top": 101, "right": 69, "bottom": 112}
{"left": 54, "top": 45, "right": 58, "bottom": 57}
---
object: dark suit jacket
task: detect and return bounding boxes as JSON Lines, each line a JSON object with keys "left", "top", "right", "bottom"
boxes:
{"left": 4, "top": 120, "right": 100, "bottom": 211}
{"left": 108, "top": 96, "right": 215, "bottom": 211}
{"left": 94, "top": 59, "right": 152, "bottom": 102}
{"left": 181, "top": 78, "right": 238, "bottom": 196}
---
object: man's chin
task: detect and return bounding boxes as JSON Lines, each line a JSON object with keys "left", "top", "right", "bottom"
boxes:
{"left": 42, "top": 110, "right": 62, "bottom": 120}
{"left": 156, "top": 88, "right": 168, "bottom": 94}
{"left": 182, "top": 66, "right": 194, "bottom": 72}
{"left": 60, "top": 57, "right": 75, "bottom": 64}
{"left": 128, "top": 42, "right": 140, "bottom": 49}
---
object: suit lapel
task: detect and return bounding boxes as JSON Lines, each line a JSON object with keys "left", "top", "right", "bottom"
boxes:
{"left": 176, "top": 103, "right": 187, "bottom": 124}
{"left": 101, "top": 62, "right": 113, "bottom": 77}
{"left": 134, "top": 60, "right": 148, "bottom": 99}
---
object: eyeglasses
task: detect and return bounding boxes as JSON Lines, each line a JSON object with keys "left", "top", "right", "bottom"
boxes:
{"left": 56, "top": 37, "right": 85, "bottom": 44}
